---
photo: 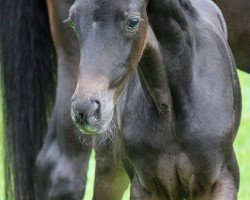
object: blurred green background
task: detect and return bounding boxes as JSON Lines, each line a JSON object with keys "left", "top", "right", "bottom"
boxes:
{"left": 0, "top": 70, "right": 249, "bottom": 199}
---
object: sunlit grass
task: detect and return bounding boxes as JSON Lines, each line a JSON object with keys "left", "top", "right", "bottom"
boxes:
{"left": 83, "top": 151, "right": 95, "bottom": 200}
{"left": 234, "top": 71, "right": 250, "bottom": 199}
{"left": 82, "top": 150, "right": 130, "bottom": 200}
{"left": 0, "top": 82, "right": 4, "bottom": 198}
{"left": 0, "top": 70, "right": 249, "bottom": 199}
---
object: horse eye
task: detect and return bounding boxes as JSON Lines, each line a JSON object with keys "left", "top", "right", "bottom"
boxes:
{"left": 126, "top": 18, "right": 140, "bottom": 32}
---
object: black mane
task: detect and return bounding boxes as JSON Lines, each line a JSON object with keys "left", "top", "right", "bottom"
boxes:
{"left": 179, "top": 0, "right": 197, "bottom": 17}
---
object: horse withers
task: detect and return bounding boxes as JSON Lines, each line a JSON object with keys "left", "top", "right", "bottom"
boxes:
{"left": 68, "top": 0, "right": 241, "bottom": 199}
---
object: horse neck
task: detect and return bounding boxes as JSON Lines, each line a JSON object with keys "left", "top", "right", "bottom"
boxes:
{"left": 140, "top": 0, "right": 197, "bottom": 113}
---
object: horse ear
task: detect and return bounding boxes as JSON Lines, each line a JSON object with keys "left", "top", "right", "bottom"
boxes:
{"left": 139, "top": 25, "right": 173, "bottom": 120}
{"left": 145, "top": 25, "right": 160, "bottom": 53}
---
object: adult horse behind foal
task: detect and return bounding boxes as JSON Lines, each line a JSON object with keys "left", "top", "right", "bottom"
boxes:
{"left": 0, "top": 0, "right": 241, "bottom": 200}
{"left": 213, "top": 0, "right": 250, "bottom": 73}
{"left": 1, "top": 0, "right": 92, "bottom": 200}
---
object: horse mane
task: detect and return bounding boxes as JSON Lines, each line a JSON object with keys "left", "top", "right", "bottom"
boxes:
{"left": 0, "top": 0, "right": 56, "bottom": 199}
{"left": 179, "top": 0, "right": 197, "bottom": 17}
{"left": 148, "top": 0, "right": 197, "bottom": 20}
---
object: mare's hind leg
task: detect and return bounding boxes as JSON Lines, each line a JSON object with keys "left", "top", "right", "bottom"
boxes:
{"left": 93, "top": 139, "right": 130, "bottom": 200}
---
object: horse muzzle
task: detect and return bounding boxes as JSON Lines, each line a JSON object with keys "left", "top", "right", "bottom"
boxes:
{"left": 71, "top": 96, "right": 113, "bottom": 135}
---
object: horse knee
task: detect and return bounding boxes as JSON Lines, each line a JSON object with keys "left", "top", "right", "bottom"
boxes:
{"left": 36, "top": 138, "right": 89, "bottom": 200}
{"left": 36, "top": 139, "right": 61, "bottom": 173}
{"left": 211, "top": 167, "right": 238, "bottom": 200}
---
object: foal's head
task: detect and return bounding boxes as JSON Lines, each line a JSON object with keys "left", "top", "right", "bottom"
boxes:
{"left": 69, "top": 0, "right": 149, "bottom": 135}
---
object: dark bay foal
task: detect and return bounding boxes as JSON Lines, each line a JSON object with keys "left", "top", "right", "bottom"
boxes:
{"left": 1, "top": 0, "right": 241, "bottom": 199}
{"left": 68, "top": 0, "right": 241, "bottom": 199}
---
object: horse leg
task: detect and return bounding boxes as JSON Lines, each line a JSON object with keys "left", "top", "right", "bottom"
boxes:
{"left": 130, "top": 175, "right": 154, "bottom": 200}
{"left": 191, "top": 153, "right": 239, "bottom": 200}
{"left": 191, "top": 170, "right": 238, "bottom": 200}
{"left": 36, "top": 54, "right": 92, "bottom": 199}
{"left": 37, "top": 136, "right": 91, "bottom": 200}
{"left": 93, "top": 139, "right": 130, "bottom": 200}
{"left": 36, "top": 0, "right": 93, "bottom": 199}
{"left": 122, "top": 160, "right": 161, "bottom": 200}
{"left": 211, "top": 170, "right": 238, "bottom": 200}
{"left": 210, "top": 153, "right": 239, "bottom": 200}
{"left": 36, "top": 109, "right": 92, "bottom": 200}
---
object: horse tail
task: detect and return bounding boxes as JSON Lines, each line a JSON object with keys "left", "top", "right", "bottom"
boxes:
{"left": 0, "top": 0, "right": 56, "bottom": 199}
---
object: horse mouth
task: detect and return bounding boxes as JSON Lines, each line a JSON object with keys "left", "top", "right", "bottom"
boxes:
{"left": 79, "top": 125, "right": 99, "bottom": 135}
{"left": 71, "top": 102, "right": 114, "bottom": 136}
{"left": 76, "top": 121, "right": 111, "bottom": 136}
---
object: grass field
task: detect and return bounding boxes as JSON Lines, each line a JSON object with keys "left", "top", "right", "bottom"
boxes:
{"left": 233, "top": 71, "right": 250, "bottom": 199}
{"left": 0, "top": 70, "right": 249, "bottom": 200}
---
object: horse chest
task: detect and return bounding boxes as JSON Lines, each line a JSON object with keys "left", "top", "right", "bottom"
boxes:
{"left": 120, "top": 111, "right": 223, "bottom": 199}
{"left": 122, "top": 134, "right": 222, "bottom": 199}
{"left": 122, "top": 138, "right": 199, "bottom": 199}
{"left": 118, "top": 75, "right": 226, "bottom": 198}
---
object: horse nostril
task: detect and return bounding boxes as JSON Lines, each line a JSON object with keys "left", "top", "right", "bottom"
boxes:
{"left": 72, "top": 98, "right": 101, "bottom": 127}
{"left": 78, "top": 112, "right": 85, "bottom": 120}
{"left": 75, "top": 112, "right": 86, "bottom": 124}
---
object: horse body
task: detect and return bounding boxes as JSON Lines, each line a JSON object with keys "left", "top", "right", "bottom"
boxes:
{"left": 118, "top": 0, "right": 240, "bottom": 198}
{"left": 1, "top": 0, "right": 242, "bottom": 199}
